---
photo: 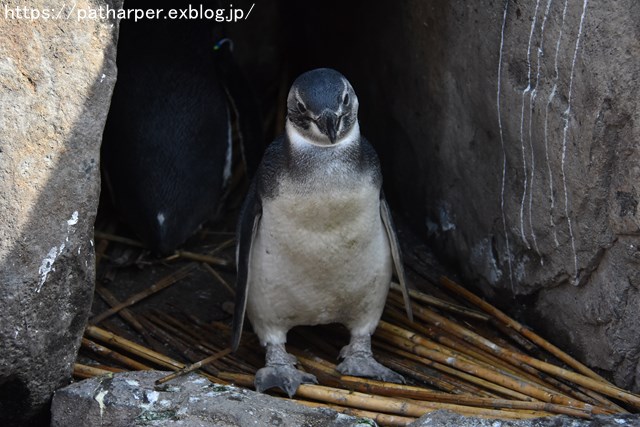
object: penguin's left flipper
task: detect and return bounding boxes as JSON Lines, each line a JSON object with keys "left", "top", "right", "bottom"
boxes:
{"left": 380, "top": 193, "right": 414, "bottom": 322}
{"left": 231, "top": 181, "right": 262, "bottom": 351}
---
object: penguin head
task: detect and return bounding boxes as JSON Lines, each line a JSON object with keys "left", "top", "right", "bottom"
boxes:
{"left": 286, "top": 68, "right": 359, "bottom": 146}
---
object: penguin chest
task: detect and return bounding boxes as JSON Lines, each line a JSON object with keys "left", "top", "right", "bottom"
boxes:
{"left": 247, "top": 180, "right": 392, "bottom": 336}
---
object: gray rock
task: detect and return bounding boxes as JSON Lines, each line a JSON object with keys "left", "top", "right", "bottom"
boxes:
{"left": 297, "top": 0, "right": 640, "bottom": 391}
{"left": 50, "top": 370, "right": 375, "bottom": 427}
{"left": 0, "top": 0, "right": 121, "bottom": 424}
{"left": 410, "top": 410, "right": 640, "bottom": 427}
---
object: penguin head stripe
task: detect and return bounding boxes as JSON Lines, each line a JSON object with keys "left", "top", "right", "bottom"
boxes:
{"left": 286, "top": 68, "right": 359, "bottom": 146}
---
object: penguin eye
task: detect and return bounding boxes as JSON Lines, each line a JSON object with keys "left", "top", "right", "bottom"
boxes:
{"left": 297, "top": 101, "right": 307, "bottom": 113}
{"left": 343, "top": 93, "right": 350, "bottom": 106}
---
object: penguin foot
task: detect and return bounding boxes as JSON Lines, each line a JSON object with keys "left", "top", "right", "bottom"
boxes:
{"left": 337, "top": 334, "right": 405, "bottom": 384}
{"left": 254, "top": 364, "right": 318, "bottom": 397}
{"left": 336, "top": 354, "right": 405, "bottom": 384}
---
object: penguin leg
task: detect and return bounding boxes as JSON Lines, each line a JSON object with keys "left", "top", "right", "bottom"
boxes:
{"left": 336, "top": 334, "right": 405, "bottom": 384}
{"left": 254, "top": 343, "right": 318, "bottom": 397}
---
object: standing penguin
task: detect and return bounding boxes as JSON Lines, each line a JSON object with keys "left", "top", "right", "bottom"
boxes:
{"left": 232, "top": 68, "right": 413, "bottom": 397}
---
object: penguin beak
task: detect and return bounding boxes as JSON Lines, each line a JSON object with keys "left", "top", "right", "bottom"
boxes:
{"left": 325, "top": 114, "right": 338, "bottom": 144}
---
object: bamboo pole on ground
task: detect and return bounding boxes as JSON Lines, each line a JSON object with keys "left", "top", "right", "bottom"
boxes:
{"left": 375, "top": 340, "right": 536, "bottom": 401}
{"left": 73, "top": 363, "right": 121, "bottom": 379}
{"left": 81, "top": 338, "right": 152, "bottom": 371}
{"left": 380, "top": 312, "right": 575, "bottom": 404}
{"left": 89, "top": 263, "right": 198, "bottom": 325}
{"left": 156, "top": 348, "right": 233, "bottom": 385}
{"left": 385, "top": 297, "right": 607, "bottom": 407}
{"left": 201, "top": 263, "right": 235, "bottom": 296}
{"left": 175, "top": 250, "right": 230, "bottom": 267}
{"left": 400, "top": 289, "right": 640, "bottom": 410}
{"left": 84, "top": 325, "right": 225, "bottom": 384}
{"left": 338, "top": 376, "right": 595, "bottom": 419}
{"left": 217, "top": 372, "right": 416, "bottom": 426}
{"left": 85, "top": 325, "right": 185, "bottom": 370}
{"left": 389, "top": 283, "right": 489, "bottom": 321}
{"left": 217, "top": 372, "right": 548, "bottom": 420}
{"left": 94, "top": 285, "right": 166, "bottom": 352}
{"left": 94, "top": 231, "right": 145, "bottom": 248}
{"left": 376, "top": 322, "right": 609, "bottom": 413}
{"left": 438, "top": 277, "right": 609, "bottom": 382}
{"left": 388, "top": 290, "right": 625, "bottom": 413}
{"left": 295, "top": 399, "right": 416, "bottom": 427}
{"left": 384, "top": 303, "right": 567, "bottom": 395}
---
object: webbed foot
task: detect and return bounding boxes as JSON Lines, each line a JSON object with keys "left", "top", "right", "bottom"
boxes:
{"left": 336, "top": 334, "right": 405, "bottom": 384}
{"left": 255, "top": 343, "right": 318, "bottom": 397}
{"left": 255, "top": 364, "right": 318, "bottom": 397}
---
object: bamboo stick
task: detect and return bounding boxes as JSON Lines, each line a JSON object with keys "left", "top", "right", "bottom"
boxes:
{"left": 93, "top": 231, "right": 231, "bottom": 267}
{"left": 85, "top": 325, "right": 186, "bottom": 370}
{"left": 379, "top": 354, "right": 490, "bottom": 396}
{"left": 376, "top": 322, "right": 608, "bottom": 412}
{"left": 386, "top": 297, "right": 593, "bottom": 402}
{"left": 489, "top": 318, "right": 537, "bottom": 353}
{"left": 218, "top": 370, "right": 416, "bottom": 425}
{"left": 438, "top": 277, "right": 609, "bottom": 382}
{"left": 294, "top": 399, "right": 416, "bottom": 427}
{"left": 338, "top": 376, "right": 594, "bottom": 419}
{"left": 138, "top": 315, "right": 217, "bottom": 374}
{"left": 389, "top": 283, "right": 490, "bottom": 321}
{"left": 81, "top": 338, "right": 152, "bottom": 371}
{"left": 152, "top": 311, "right": 250, "bottom": 373}
{"left": 201, "top": 263, "right": 236, "bottom": 296}
{"left": 94, "top": 231, "right": 144, "bottom": 248}
{"left": 375, "top": 341, "right": 534, "bottom": 401}
{"left": 94, "top": 285, "right": 166, "bottom": 352}
{"left": 156, "top": 348, "right": 233, "bottom": 385}
{"left": 89, "top": 263, "right": 198, "bottom": 325}
{"left": 150, "top": 310, "right": 207, "bottom": 345}
{"left": 402, "top": 291, "right": 640, "bottom": 409}
{"left": 147, "top": 311, "right": 256, "bottom": 374}
{"left": 176, "top": 250, "right": 230, "bottom": 267}
{"left": 73, "top": 363, "right": 118, "bottom": 379}
{"left": 84, "top": 325, "right": 226, "bottom": 384}
{"left": 217, "top": 372, "right": 544, "bottom": 419}
{"left": 384, "top": 304, "right": 544, "bottom": 385}
{"left": 387, "top": 304, "right": 609, "bottom": 410}
{"left": 382, "top": 308, "right": 575, "bottom": 404}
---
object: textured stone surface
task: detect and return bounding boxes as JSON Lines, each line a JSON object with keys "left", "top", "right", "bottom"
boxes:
{"left": 409, "top": 410, "right": 640, "bottom": 427}
{"left": 285, "top": 0, "right": 640, "bottom": 391}
{"left": 0, "top": 1, "right": 120, "bottom": 424}
{"left": 51, "top": 371, "right": 373, "bottom": 427}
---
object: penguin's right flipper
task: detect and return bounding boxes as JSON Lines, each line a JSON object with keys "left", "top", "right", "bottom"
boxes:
{"left": 380, "top": 193, "right": 413, "bottom": 322}
{"left": 231, "top": 181, "right": 261, "bottom": 351}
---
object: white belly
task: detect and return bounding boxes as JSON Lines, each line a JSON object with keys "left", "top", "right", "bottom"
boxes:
{"left": 246, "top": 180, "right": 392, "bottom": 345}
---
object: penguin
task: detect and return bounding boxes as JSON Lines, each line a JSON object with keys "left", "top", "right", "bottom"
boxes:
{"left": 232, "top": 68, "right": 413, "bottom": 397}
{"left": 101, "top": 5, "right": 241, "bottom": 256}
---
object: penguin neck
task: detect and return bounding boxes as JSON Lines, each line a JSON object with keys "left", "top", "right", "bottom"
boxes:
{"left": 285, "top": 119, "right": 360, "bottom": 150}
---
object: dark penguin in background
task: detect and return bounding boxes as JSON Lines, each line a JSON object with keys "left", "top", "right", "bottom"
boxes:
{"left": 232, "top": 68, "right": 413, "bottom": 396}
{"left": 102, "top": 3, "right": 243, "bottom": 255}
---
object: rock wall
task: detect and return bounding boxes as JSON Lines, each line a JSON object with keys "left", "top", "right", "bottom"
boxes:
{"left": 0, "top": 1, "right": 120, "bottom": 424}
{"left": 414, "top": 0, "right": 640, "bottom": 392}
{"left": 283, "top": 0, "right": 640, "bottom": 390}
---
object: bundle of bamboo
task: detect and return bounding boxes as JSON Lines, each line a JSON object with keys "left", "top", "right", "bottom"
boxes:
{"left": 78, "top": 234, "right": 640, "bottom": 426}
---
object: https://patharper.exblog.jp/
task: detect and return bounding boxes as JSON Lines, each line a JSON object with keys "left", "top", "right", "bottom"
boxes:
{"left": 3, "top": 3, "right": 255, "bottom": 23}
